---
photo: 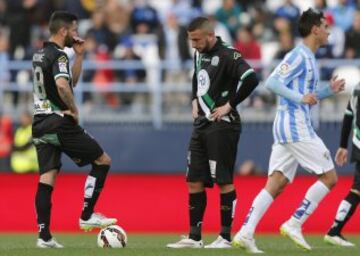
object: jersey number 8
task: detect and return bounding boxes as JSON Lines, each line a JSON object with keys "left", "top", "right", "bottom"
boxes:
{"left": 33, "top": 66, "right": 47, "bottom": 100}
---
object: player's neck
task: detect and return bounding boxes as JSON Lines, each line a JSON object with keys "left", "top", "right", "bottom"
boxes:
{"left": 302, "top": 37, "right": 319, "bottom": 53}
{"left": 49, "top": 36, "right": 65, "bottom": 49}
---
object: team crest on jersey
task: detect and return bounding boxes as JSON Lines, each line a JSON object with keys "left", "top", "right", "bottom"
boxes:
{"left": 59, "top": 62, "right": 67, "bottom": 73}
{"left": 211, "top": 56, "right": 219, "bottom": 66}
{"left": 278, "top": 63, "right": 290, "bottom": 76}
{"left": 197, "top": 69, "right": 210, "bottom": 96}
{"left": 233, "top": 52, "right": 241, "bottom": 60}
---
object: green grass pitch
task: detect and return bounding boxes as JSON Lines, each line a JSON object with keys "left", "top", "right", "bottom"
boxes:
{"left": 0, "top": 233, "right": 359, "bottom": 256}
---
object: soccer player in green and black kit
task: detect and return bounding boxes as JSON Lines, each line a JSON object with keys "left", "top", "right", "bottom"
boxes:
{"left": 167, "top": 17, "right": 259, "bottom": 249}
{"left": 324, "top": 84, "right": 360, "bottom": 247}
{"left": 32, "top": 11, "right": 116, "bottom": 248}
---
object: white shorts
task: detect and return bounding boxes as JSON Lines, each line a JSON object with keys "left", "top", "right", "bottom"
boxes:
{"left": 268, "top": 136, "right": 334, "bottom": 182}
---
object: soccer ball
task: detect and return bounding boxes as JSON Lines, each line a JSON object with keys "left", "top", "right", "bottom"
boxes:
{"left": 97, "top": 225, "right": 127, "bottom": 248}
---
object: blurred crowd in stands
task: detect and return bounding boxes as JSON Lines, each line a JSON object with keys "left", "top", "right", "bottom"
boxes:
{"left": 0, "top": 0, "right": 360, "bottom": 115}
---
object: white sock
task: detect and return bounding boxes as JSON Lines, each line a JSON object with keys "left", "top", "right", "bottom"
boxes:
{"left": 240, "top": 189, "right": 274, "bottom": 237}
{"left": 290, "top": 181, "right": 329, "bottom": 226}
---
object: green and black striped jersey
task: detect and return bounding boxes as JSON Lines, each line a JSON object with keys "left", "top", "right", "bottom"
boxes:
{"left": 192, "top": 37, "right": 255, "bottom": 123}
{"left": 32, "top": 41, "right": 72, "bottom": 116}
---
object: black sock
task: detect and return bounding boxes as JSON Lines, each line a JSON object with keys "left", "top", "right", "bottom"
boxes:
{"left": 189, "top": 191, "right": 206, "bottom": 241}
{"left": 35, "top": 182, "right": 53, "bottom": 241}
{"left": 81, "top": 164, "right": 110, "bottom": 220}
{"left": 328, "top": 191, "right": 360, "bottom": 236}
{"left": 220, "top": 190, "right": 237, "bottom": 241}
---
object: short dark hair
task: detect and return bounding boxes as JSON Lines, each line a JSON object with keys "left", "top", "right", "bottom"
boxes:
{"left": 298, "top": 8, "right": 325, "bottom": 37}
{"left": 49, "top": 11, "right": 78, "bottom": 35}
{"left": 187, "top": 17, "right": 214, "bottom": 32}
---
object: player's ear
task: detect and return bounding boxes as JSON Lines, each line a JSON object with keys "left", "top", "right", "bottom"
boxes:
{"left": 59, "top": 26, "right": 67, "bottom": 37}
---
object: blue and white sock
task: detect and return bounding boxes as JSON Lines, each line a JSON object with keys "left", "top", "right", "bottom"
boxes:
{"left": 290, "top": 181, "right": 329, "bottom": 226}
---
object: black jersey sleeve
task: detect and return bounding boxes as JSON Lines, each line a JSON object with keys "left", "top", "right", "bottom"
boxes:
{"left": 192, "top": 53, "right": 198, "bottom": 100}
{"left": 52, "top": 52, "right": 70, "bottom": 81}
{"left": 340, "top": 101, "right": 353, "bottom": 148}
{"left": 225, "top": 50, "right": 259, "bottom": 108}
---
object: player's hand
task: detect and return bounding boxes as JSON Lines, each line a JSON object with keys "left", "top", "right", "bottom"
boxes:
{"left": 211, "top": 102, "right": 232, "bottom": 122}
{"left": 72, "top": 36, "right": 85, "bottom": 56}
{"left": 335, "top": 147, "right": 348, "bottom": 166}
{"left": 62, "top": 110, "right": 79, "bottom": 125}
{"left": 192, "top": 99, "right": 199, "bottom": 119}
{"left": 301, "top": 93, "right": 317, "bottom": 105}
{"left": 330, "top": 75, "right": 345, "bottom": 94}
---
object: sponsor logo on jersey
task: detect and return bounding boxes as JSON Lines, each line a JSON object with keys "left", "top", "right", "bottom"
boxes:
{"left": 233, "top": 52, "right": 241, "bottom": 60}
{"left": 211, "top": 56, "right": 219, "bottom": 66}
{"left": 197, "top": 69, "right": 210, "bottom": 96}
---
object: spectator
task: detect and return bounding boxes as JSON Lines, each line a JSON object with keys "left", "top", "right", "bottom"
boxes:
{"left": 275, "top": 0, "right": 300, "bottom": 36}
{"left": 0, "top": 110, "right": 13, "bottom": 171}
{"left": 87, "top": 10, "right": 117, "bottom": 52}
{"left": 11, "top": 111, "right": 38, "bottom": 174}
{"left": 329, "top": 0, "right": 355, "bottom": 31}
{"left": 274, "top": 32, "right": 294, "bottom": 59}
{"left": 117, "top": 39, "right": 147, "bottom": 110}
{"left": 130, "top": 0, "right": 161, "bottom": 34}
{"left": 314, "top": 0, "right": 328, "bottom": 12}
{"left": 215, "top": 0, "right": 242, "bottom": 39}
{"left": 344, "top": 9, "right": 360, "bottom": 59}
{"left": 234, "top": 26, "right": 261, "bottom": 61}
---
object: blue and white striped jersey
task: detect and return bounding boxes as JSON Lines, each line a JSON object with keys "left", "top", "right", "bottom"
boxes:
{"left": 269, "top": 43, "right": 319, "bottom": 144}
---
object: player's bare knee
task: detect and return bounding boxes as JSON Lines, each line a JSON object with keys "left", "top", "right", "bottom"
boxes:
{"left": 39, "top": 169, "right": 58, "bottom": 186}
{"left": 351, "top": 189, "right": 360, "bottom": 196}
{"left": 95, "top": 152, "right": 111, "bottom": 166}
{"left": 187, "top": 182, "right": 204, "bottom": 193}
{"left": 319, "top": 170, "right": 337, "bottom": 189}
{"left": 219, "top": 184, "right": 235, "bottom": 193}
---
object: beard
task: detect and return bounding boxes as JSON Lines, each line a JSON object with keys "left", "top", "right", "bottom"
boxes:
{"left": 198, "top": 40, "right": 210, "bottom": 53}
{"left": 64, "top": 34, "right": 74, "bottom": 47}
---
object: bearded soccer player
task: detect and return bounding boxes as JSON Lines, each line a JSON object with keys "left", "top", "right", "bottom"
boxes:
{"left": 32, "top": 11, "right": 116, "bottom": 248}
{"left": 166, "top": 17, "right": 259, "bottom": 249}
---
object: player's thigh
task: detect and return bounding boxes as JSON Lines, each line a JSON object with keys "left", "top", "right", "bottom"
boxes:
{"left": 268, "top": 143, "right": 298, "bottom": 183}
{"left": 290, "top": 137, "right": 334, "bottom": 175}
{"left": 205, "top": 123, "right": 240, "bottom": 185}
{"left": 35, "top": 142, "right": 61, "bottom": 174}
{"left": 186, "top": 129, "right": 212, "bottom": 187}
{"left": 59, "top": 127, "right": 104, "bottom": 167}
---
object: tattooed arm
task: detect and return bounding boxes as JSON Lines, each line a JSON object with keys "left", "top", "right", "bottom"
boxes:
{"left": 56, "top": 77, "right": 79, "bottom": 124}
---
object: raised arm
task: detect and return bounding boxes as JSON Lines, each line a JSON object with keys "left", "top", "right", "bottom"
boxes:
{"left": 71, "top": 36, "right": 85, "bottom": 87}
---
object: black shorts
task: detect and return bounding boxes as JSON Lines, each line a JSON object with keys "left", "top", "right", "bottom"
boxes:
{"left": 352, "top": 162, "right": 360, "bottom": 191}
{"left": 186, "top": 118, "right": 241, "bottom": 188}
{"left": 33, "top": 114, "right": 104, "bottom": 174}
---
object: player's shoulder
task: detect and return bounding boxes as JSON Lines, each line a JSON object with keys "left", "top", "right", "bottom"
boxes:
{"left": 282, "top": 46, "right": 305, "bottom": 66}
{"left": 43, "top": 42, "right": 69, "bottom": 62}
{"left": 219, "top": 41, "right": 243, "bottom": 61}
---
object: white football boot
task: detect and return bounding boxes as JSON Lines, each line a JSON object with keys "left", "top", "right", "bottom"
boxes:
{"left": 79, "top": 212, "right": 117, "bottom": 231}
{"left": 232, "top": 232, "right": 264, "bottom": 253}
{"left": 204, "top": 236, "right": 232, "bottom": 248}
{"left": 324, "top": 234, "right": 355, "bottom": 247}
{"left": 166, "top": 236, "right": 204, "bottom": 248}
{"left": 36, "top": 238, "right": 64, "bottom": 248}
{"left": 280, "top": 220, "right": 311, "bottom": 251}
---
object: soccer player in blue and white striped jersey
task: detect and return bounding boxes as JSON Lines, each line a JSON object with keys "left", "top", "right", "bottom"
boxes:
{"left": 233, "top": 8, "right": 345, "bottom": 253}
